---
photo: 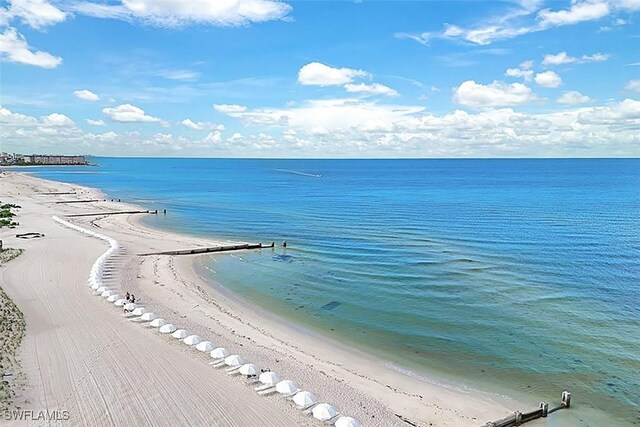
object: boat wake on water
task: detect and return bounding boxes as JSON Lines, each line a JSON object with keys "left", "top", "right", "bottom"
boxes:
{"left": 274, "top": 169, "right": 323, "bottom": 178}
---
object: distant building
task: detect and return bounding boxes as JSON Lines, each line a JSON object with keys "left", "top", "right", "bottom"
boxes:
{"left": 22, "top": 155, "right": 87, "bottom": 165}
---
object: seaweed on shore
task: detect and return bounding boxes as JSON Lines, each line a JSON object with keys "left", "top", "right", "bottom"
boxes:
{"left": 0, "top": 250, "right": 26, "bottom": 411}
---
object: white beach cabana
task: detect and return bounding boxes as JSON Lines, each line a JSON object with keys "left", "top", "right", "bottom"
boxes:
{"left": 149, "top": 318, "right": 166, "bottom": 328}
{"left": 96, "top": 286, "right": 108, "bottom": 294}
{"left": 114, "top": 299, "right": 128, "bottom": 307}
{"left": 183, "top": 335, "right": 202, "bottom": 346}
{"left": 159, "top": 324, "right": 177, "bottom": 334}
{"left": 254, "top": 372, "right": 281, "bottom": 391}
{"left": 224, "top": 355, "right": 244, "bottom": 367}
{"left": 124, "top": 303, "right": 137, "bottom": 312}
{"left": 135, "top": 312, "right": 156, "bottom": 322}
{"left": 210, "top": 347, "right": 230, "bottom": 359}
{"left": 259, "top": 372, "right": 280, "bottom": 386}
{"left": 172, "top": 329, "right": 189, "bottom": 339}
{"left": 131, "top": 307, "right": 146, "bottom": 316}
{"left": 101, "top": 290, "right": 113, "bottom": 298}
{"left": 334, "top": 416, "right": 361, "bottom": 427}
{"left": 312, "top": 403, "right": 339, "bottom": 422}
{"left": 293, "top": 391, "right": 317, "bottom": 408}
{"left": 238, "top": 364, "right": 259, "bottom": 376}
{"left": 107, "top": 294, "right": 120, "bottom": 302}
{"left": 275, "top": 380, "right": 299, "bottom": 395}
{"left": 196, "top": 341, "right": 214, "bottom": 352}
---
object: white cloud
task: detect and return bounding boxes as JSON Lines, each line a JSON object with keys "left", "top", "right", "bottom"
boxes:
{"left": 2, "top": 0, "right": 66, "bottom": 29}
{"left": 535, "top": 71, "right": 562, "bottom": 88}
{"left": 42, "top": 113, "right": 74, "bottom": 126}
{"left": 453, "top": 80, "right": 537, "bottom": 108}
{"left": 156, "top": 69, "right": 200, "bottom": 81}
{"left": 557, "top": 91, "right": 592, "bottom": 104}
{"left": 69, "top": 0, "right": 291, "bottom": 27}
{"left": 397, "top": 0, "right": 631, "bottom": 46}
{"left": 543, "top": 51, "right": 576, "bottom": 66}
{"left": 86, "top": 119, "right": 105, "bottom": 126}
{"left": 0, "top": 27, "right": 62, "bottom": 68}
{"left": 537, "top": 1, "right": 610, "bottom": 26}
{"left": 298, "top": 62, "right": 368, "bottom": 87}
{"left": 543, "top": 51, "right": 609, "bottom": 66}
{"left": 74, "top": 89, "right": 100, "bottom": 101}
{"left": 102, "top": 104, "right": 161, "bottom": 123}
{"left": 181, "top": 118, "right": 225, "bottom": 131}
{"left": 214, "top": 104, "right": 248, "bottom": 115}
{"left": 343, "top": 82, "right": 399, "bottom": 97}
{"left": 626, "top": 79, "right": 640, "bottom": 92}
{"left": 3, "top": 101, "right": 640, "bottom": 157}
{"left": 505, "top": 60, "right": 535, "bottom": 81}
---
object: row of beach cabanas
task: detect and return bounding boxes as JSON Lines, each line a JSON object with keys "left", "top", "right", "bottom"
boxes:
{"left": 52, "top": 215, "right": 362, "bottom": 427}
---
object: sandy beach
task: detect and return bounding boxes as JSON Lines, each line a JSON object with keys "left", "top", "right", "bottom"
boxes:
{"left": 0, "top": 170, "right": 528, "bottom": 426}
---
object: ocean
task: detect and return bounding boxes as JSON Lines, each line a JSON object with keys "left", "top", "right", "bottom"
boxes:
{"left": 25, "top": 158, "right": 640, "bottom": 425}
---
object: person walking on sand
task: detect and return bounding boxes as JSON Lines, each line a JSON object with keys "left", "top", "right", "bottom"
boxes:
{"left": 130, "top": 294, "right": 136, "bottom": 303}
{"left": 125, "top": 292, "right": 130, "bottom": 301}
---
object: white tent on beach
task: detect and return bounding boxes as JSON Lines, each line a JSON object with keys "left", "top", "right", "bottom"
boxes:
{"left": 96, "top": 286, "right": 108, "bottom": 294}
{"left": 149, "top": 318, "right": 166, "bottom": 328}
{"left": 183, "top": 335, "right": 202, "bottom": 346}
{"left": 293, "top": 391, "right": 317, "bottom": 407}
{"left": 275, "top": 380, "right": 299, "bottom": 395}
{"left": 124, "top": 303, "right": 137, "bottom": 311}
{"left": 258, "top": 371, "right": 280, "bottom": 386}
{"left": 138, "top": 312, "right": 156, "bottom": 322}
{"left": 334, "top": 416, "right": 361, "bottom": 427}
{"left": 159, "top": 324, "right": 177, "bottom": 334}
{"left": 196, "top": 341, "right": 214, "bottom": 352}
{"left": 172, "top": 329, "right": 189, "bottom": 339}
{"left": 224, "top": 355, "right": 244, "bottom": 367}
{"left": 210, "top": 347, "right": 230, "bottom": 359}
{"left": 131, "top": 307, "right": 146, "bottom": 316}
{"left": 107, "top": 294, "right": 120, "bottom": 302}
{"left": 238, "top": 364, "right": 259, "bottom": 376}
{"left": 114, "top": 299, "right": 128, "bottom": 307}
{"left": 312, "top": 403, "right": 338, "bottom": 421}
{"left": 101, "top": 290, "right": 113, "bottom": 298}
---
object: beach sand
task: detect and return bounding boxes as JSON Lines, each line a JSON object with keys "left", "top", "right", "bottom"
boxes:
{"left": 0, "top": 171, "right": 528, "bottom": 426}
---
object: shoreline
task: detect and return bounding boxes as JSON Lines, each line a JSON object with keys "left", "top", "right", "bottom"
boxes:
{"left": 0, "top": 170, "right": 600, "bottom": 426}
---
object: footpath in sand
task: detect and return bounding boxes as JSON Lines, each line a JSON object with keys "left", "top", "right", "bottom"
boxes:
{"left": 0, "top": 171, "right": 524, "bottom": 427}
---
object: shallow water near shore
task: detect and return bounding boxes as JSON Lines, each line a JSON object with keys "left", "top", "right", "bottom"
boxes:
{"left": 24, "top": 158, "right": 640, "bottom": 425}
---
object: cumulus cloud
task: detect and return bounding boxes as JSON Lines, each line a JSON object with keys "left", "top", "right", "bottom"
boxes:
{"left": 505, "top": 60, "right": 535, "bottom": 81}
{"left": 557, "top": 91, "right": 592, "bottom": 104}
{"left": 3, "top": 101, "right": 640, "bottom": 157}
{"left": 214, "top": 104, "right": 248, "bottom": 115}
{"left": 453, "top": 80, "right": 537, "bottom": 108}
{"left": 0, "top": 27, "right": 62, "bottom": 68}
{"left": 103, "top": 104, "right": 161, "bottom": 123}
{"left": 74, "top": 89, "right": 100, "bottom": 101}
{"left": 86, "top": 119, "right": 105, "bottom": 126}
{"left": 343, "top": 82, "right": 399, "bottom": 97}
{"left": 535, "top": 71, "right": 562, "bottom": 88}
{"left": 69, "top": 0, "right": 291, "bottom": 27}
{"left": 537, "top": 0, "right": 610, "bottom": 26}
{"left": 543, "top": 51, "right": 609, "bottom": 66}
{"left": 625, "top": 79, "right": 640, "bottom": 92}
{"left": 298, "top": 62, "right": 368, "bottom": 86}
{"left": 42, "top": 113, "right": 74, "bottom": 126}
{"left": 181, "top": 118, "right": 225, "bottom": 131}
{"left": 2, "top": 0, "right": 66, "bottom": 29}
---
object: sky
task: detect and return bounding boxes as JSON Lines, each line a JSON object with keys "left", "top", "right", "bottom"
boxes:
{"left": 1, "top": 0, "right": 639, "bottom": 158}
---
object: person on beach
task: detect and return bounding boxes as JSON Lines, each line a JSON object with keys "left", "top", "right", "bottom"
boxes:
{"left": 130, "top": 294, "right": 136, "bottom": 303}
{"left": 125, "top": 292, "right": 130, "bottom": 301}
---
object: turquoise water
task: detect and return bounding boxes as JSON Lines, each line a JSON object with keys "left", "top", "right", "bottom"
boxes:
{"left": 25, "top": 158, "right": 640, "bottom": 425}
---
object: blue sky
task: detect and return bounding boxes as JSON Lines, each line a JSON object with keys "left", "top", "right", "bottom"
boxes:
{"left": 1, "top": 0, "right": 639, "bottom": 157}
